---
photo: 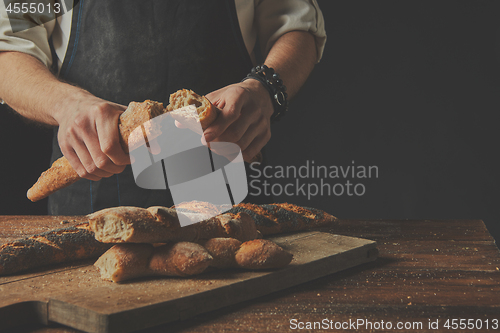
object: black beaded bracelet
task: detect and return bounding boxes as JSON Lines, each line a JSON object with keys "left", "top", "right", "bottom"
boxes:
{"left": 242, "top": 65, "right": 288, "bottom": 121}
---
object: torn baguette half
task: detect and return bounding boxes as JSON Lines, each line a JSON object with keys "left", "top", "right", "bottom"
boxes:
{"left": 166, "top": 89, "right": 262, "bottom": 163}
{"left": 166, "top": 89, "right": 218, "bottom": 131}
{"left": 27, "top": 100, "right": 165, "bottom": 202}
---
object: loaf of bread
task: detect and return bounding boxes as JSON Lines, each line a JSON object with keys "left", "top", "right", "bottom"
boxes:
{"left": 88, "top": 206, "right": 181, "bottom": 244}
{"left": 235, "top": 239, "right": 293, "bottom": 269}
{"left": 0, "top": 222, "right": 111, "bottom": 276}
{"left": 94, "top": 242, "right": 213, "bottom": 282}
{"left": 227, "top": 203, "right": 337, "bottom": 236}
{"left": 27, "top": 100, "right": 165, "bottom": 202}
{"left": 88, "top": 205, "right": 260, "bottom": 243}
{"left": 200, "top": 237, "right": 242, "bottom": 268}
{"left": 95, "top": 237, "right": 292, "bottom": 282}
{"left": 94, "top": 243, "right": 154, "bottom": 282}
{"left": 88, "top": 202, "right": 335, "bottom": 244}
{"left": 201, "top": 237, "right": 293, "bottom": 270}
{"left": 148, "top": 242, "right": 213, "bottom": 277}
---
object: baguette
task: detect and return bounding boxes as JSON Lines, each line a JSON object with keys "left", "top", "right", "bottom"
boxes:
{"left": 95, "top": 238, "right": 291, "bottom": 282}
{"left": 235, "top": 239, "right": 293, "bottom": 269}
{"left": 166, "top": 89, "right": 218, "bottom": 131}
{"left": 0, "top": 222, "right": 111, "bottom": 276}
{"left": 27, "top": 100, "right": 165, "bottom": 202}
{"left": 88, "top": 206, "right": 179, "bottom": 244}
{"left": 88, "top": 205, "right": 260, "bottom": 243}
{"left": 148, "top": 242, "right": 212, "bottom": 277}
{"left": 166, "top": 89, "right": 262, "bottom": 163}
{"left": 94, "top": 243, "right": 154, "bottom": 282}
{"left": 88, "top": 202, "right": 336, "bottom": 243}
{"left": 94, "top": 242, "right": 213, "bottom": 282}
{"left": 200, "top": 238, "right": 242, "bottom": 268}
{"left": 201, "top": 237, "right": 293, "bottom": 270}
{"left": 227, "top": 203, "right": 338, "bottom": 236}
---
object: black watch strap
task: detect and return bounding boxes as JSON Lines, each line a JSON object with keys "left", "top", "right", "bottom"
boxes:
{"left": 242, "top": 65, "right": 288, "bottom": 121}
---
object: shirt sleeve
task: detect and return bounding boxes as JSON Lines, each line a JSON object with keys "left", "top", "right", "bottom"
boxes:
{"left": 0, "top": 1, "right": 57, "bottom": 68}
{"left": 255, "top": 0, "right": 327, "bottom": 62}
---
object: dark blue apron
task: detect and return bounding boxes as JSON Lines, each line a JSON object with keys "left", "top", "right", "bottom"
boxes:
{"left": 48, "top": 0, "right": 272, "bottom": 215}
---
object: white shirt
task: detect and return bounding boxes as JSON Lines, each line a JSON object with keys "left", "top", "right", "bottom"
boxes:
{"left": 0, "top": 0, "right": 326, "bottom": 101}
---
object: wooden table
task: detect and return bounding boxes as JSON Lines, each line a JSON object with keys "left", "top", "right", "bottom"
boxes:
{"left": 2, "top": 217, "right": 500, "bottom": 333}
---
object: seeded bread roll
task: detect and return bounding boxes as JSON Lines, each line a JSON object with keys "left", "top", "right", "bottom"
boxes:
{"left": 27, "top": 100, "right": 165, "bottom": 202}
{"left": 227, "top": 203, "right": 337, "bottom": 236}
{"left": 0, "top": 222, "right": 111, "bottom": 276}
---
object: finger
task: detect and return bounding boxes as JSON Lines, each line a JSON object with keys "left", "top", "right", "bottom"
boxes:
{"left": 203, "top": 93, "right": 248, "bottom": 142}
{"left": 234, "top": 121, "right": 262, "bottom": 152}
{"left": 201, "top": 134, "right": 209, "bottom": 147}
{"left": 175, "top": 120, "right": 187, "bottom": 128}
{"left": 61, "top": 144, "right": 102, "bottom": 181}
{"left": 95, "top": 108, "right": 130, "bottom": 166}
{"left": 208, "top": 141, "right": 241, "bottom": 162}
{"left": 73, "top": 138, "right": 115, "bottom": 179}
{"left": 242, "top": 131, "right": 271, "bottom": 163}
{"left": 211, "top": 108, "right": 259, "bottom": 145}
{"left": 83, "top": 126, "right": 126, "bottom": 175}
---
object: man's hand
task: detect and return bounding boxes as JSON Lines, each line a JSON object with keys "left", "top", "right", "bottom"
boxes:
{"left": 0, "top": 51, "right": 131, "bottom": 181}
{"left": 204, "top": 79, "right": 273, "bottom": 162}
{"left": 201, "top": 31, "right": 317, "bottom": 162}
{"left": 54, "top": 91, "right": 130, "bottom": 181}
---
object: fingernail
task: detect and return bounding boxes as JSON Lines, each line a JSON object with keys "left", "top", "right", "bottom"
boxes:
{"left": 203, "top": 133, "right": 214, "bottom": 143}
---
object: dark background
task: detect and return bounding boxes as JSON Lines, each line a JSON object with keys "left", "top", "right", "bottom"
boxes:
{"left": 1, "top": 1, "right": 499, "bottom": 245}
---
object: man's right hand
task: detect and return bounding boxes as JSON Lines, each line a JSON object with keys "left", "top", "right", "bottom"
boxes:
{"left": 54, "top": 91, "right": 130, "bottom": 181}
{"left": 0, "top": 52, "right": 131, "bottom": 181}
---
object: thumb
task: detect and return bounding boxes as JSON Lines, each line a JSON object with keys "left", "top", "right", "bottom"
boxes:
{"left": 203, "top": 94, "right": 245, "bottom": 142}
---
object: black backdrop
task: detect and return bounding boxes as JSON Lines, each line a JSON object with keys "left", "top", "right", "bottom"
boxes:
{"left": 1, "top": 0, "right": 499, "bottom": 245}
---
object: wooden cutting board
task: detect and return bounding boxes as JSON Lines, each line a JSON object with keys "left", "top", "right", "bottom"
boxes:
{"left": 0, "top": 217, "right": 377, "bottom": 333}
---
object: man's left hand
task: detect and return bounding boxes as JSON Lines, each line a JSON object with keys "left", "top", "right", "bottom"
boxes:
{"left": 204, "top": 79, "right": 273, "bottom": 162}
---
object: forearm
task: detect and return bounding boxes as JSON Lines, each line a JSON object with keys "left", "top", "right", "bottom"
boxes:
{"left": 0, "top": 51, "right": 88, "bottom": 126}
{"left": 0, "top": 51, "right": 129, "bottom": 179}
{"left": 263, "top": 30, "right": 317, "bottom": 99}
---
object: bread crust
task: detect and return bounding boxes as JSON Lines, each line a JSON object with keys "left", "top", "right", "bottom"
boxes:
{"left": 200, "top": 237, "right": 242, "bottom": 268}
{"left": 88, "top": 206, "right": 260, "bottom": 244}
{"left": 88, "top": 206, "right": 183, "bottom": 244}
{"left": 149, "top": 242, "right": 213, "bottom": 277}
{"left": 26, "top": 157, "right": 81, "bottom": 203}
{"left": 93, "top": 238, "right": 292, "bottom": 282}
{"left": 94, "top": 243, "right": 154, "bottom": 282}
{"left": 0, "top": 222, "right": 111, "bottom": 276}
{"left": 88, "top": 202, "right": 336, "bottom": 244}
{"left": 235, "top": 239, "right": 293, "bottom": 269}
{"left": 227, "top": 203, "right": 337, "bottom": 236}
{"left": 118, "top": 100, "right": 165, "bottom": 152}
{"left": 27, "top": 100, "right": 165, "bottom": 202}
